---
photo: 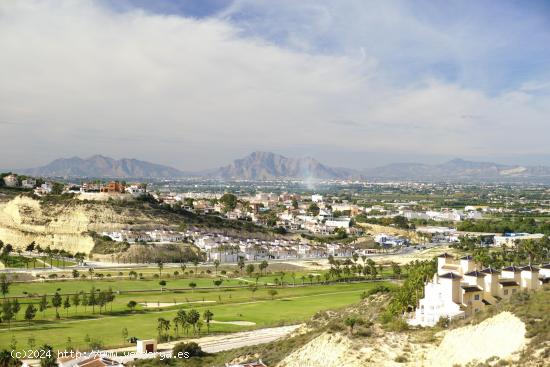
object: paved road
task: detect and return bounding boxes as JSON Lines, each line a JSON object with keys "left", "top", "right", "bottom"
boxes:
{"left": 107, "top": 324, "right": 302, "bottom": 363}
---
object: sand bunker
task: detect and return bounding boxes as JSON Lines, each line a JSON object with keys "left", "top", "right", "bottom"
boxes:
{"left": 139, "top": 300, "right": 216, "bottom": 308}
{"left": 210, "top": 320, "right": 257, "bottom": 326}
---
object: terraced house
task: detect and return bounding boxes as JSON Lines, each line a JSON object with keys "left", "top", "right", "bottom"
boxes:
{"left": 408, "top": 253, "right": 549, "bottom": 327}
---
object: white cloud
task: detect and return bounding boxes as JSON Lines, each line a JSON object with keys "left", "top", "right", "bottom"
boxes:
{"left": 0, "top": 0, "right": 549, "bottom": 169}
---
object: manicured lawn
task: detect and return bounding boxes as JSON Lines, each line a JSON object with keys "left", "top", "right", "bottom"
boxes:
{"left": 0, "top": 282, "right": 388, "bottom": 351}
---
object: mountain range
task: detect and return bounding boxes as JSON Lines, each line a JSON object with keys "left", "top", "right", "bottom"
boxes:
{"left": 13, "top": 152, "right": 550, "bottom": 181}
{"left": 19, "top": 155, "right": 187, "bottom": 179}
{"left": 363, "top": 158, "right": 550, "bottom": 180}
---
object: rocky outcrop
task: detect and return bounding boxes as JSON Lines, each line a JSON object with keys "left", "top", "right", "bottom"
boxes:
{"left": 0, "top": 195, "right": 173, "bottom": 254}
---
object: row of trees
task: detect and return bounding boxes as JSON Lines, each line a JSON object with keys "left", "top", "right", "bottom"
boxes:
{"left": 0, "top": 286, "right": 117, "bottom": 329}
{"left": 458, "top": 217, "right": 550, "bottom": 235}
{"left": 453, "top": 236, "right": 550, "bottom": 267}
{"left": 0, "top": 240, "right": 86, "bottom": 269}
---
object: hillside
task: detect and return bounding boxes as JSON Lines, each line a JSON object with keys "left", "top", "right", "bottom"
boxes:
{"left": 211, "top": 151, "right": 358, "bottom": 180}
{"left": 0, "top": 194, "right": 271, "bottom": 255}
{"left": 150, "top": 287, "right": 549, "bottom": 367}
{"left": 18, "top": 155, "right": 187, "bottom": 178}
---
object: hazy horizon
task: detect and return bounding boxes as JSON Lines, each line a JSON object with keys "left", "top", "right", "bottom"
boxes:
{"left": 2, "top": 1, "right": 550, "bottom": 170}
{"left": 6, "top": 150, "right": 550, "bottom": 173}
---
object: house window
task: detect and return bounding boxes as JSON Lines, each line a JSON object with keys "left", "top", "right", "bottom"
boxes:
{"left": 504, "top": 289, "right": 509, "bottom": 295}
{"left": 474, "top": 295, "right": 480, "bottom": 300}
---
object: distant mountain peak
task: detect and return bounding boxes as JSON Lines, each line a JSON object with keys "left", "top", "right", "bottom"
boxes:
{"left": 211, "top": 151, "right": 357, "bottom": 180}
{"left": 19, "top": 156, "right": 186, "bottom": 179}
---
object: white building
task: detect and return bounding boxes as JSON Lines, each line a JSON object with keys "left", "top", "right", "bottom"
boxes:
{"left": 408, "top": 253, "right": 543, "bottom": 327}
{"left": 22, "top": 178, "right": 36, "bottom": 188}
{"left": 311, "top": 194, "right": 323, "bottom": 203}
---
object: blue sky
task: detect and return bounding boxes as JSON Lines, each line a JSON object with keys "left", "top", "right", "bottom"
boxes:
{"left": 1, "top": 0, "right": 550, "bottom": 169}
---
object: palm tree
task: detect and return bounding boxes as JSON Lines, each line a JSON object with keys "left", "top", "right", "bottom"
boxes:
{"left": 203, "top": 310, "right": 213, "bottom": 334}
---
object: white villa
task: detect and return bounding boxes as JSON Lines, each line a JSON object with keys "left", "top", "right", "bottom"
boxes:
{"left": 408, "top": 253, "right": 548, "bottom": 327}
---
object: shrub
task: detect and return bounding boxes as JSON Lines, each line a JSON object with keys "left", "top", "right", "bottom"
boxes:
{"left": 172, "top": 342, "right": 203, "bottom": 357}
{"left": 361, "top": 285, "right": 391, "bottom": 299}
{"left": 394, "top": 355, "right": 408, "bottom": 363}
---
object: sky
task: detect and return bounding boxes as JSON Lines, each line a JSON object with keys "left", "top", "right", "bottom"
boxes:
{"left": 1, "top": 0, "right": 550, "bottom": 170}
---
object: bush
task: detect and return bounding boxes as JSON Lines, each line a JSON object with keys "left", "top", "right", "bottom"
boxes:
{"left": 394, "top": 355, "right": 408, "bottom": 363}
{"left": 361, "top": 285, "right": 391, "bottom": 299}
{"left": 436, "top": 316, "right": 450, "bottom": 328}
{"left": 172, "top": 342, "right": 203, "bottom": 357}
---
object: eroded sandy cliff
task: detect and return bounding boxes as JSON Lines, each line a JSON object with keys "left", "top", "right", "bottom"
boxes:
{"left": 0, "top": 195, "right": 172, "bottom": 254}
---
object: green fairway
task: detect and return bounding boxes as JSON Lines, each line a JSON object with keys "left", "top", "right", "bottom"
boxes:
{"left": 0, "top": 281, "right": 388, "bottom": 351}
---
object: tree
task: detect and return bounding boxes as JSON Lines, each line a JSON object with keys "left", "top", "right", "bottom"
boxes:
{"left": 203, "top": 309, "right": 213, "bottom": 334}
{"left": 63, "top": 296, "right": 71, "bottom": 317}
{"left": 81, "top": 293, "right": 88, "bottom": 312}
{"left": 88, "top": 267, "right": 95, "bottom": 280}
{"left": 255, "top": 261, "right": 267, "bottom": 277}
{"left": 121, "top": 327, "right": 128, "bottom": 344}
{"left": 11, "top": 299, "right": 20, "bottom": 320}
{"left": 268, "top": 289, "right": 278, "bottom": 300}
{"left": 89, "top": 287, "right": 96, "bottom": 314}
{"left": 391, "top": 262, "right": 402, "bottom": 279}
{"left": 2, "top": 300, "right": 13, "bottom": 329}
{"left": 196, "top": 319, "right": 203, "bottom": 335}
{"left": 27, "top": 335, "right": 36, "bottom": 349}
{"left": 51, "top": 181, "right": 64, "bottom": 195}
{"left": 245, "top": 264, "right": 255, "bottom": 277}
{"left": 213, "top": 259, "right": 220, "bottom": 275}
{"left": 97, "top": 291, "right": 106, "bottom": 314}
{"left": 71, "top": 293, "right": 80, "bottom": 314}
{"left": 249, "top": 285, "right": 258, "bottom": 300}
{"left": 127, "top": 300, "right": 137, "bottom": 312}
{"left": 219, "top": 193, "right": 237, "bottom": 212}
{"left": 72, "top": 269, "right": 79, "bottom": 279}
{"left": 24, "top": 304, "right": 37, "bottom": 326}
{"left": 159, "top": 280, "right": 167, "bottom": 292}
{"left": 213, "top": 279, "right": 223, "bottom": 288}
{"left": 157, "top": 260, "right": 164, "bottom": 278}
{"left": 186, "top": 309, "right": 200, "bottom": 335}
{"left": 25, "top": 242, "right": 35, "bottom": 253}
{"left": 176, "top": 309, "right": 187, "bottom": 336}
{"left": 39, "top": 294, "right": 48, "bottom": 319}
{"left": 51, "top": 292, "right": 62, "bottom": 318}
{"left": 189, "top": 282, "right": 197, "bottom": 292}
{"left": 39, "top": 345, "right": 56, "bottom": 367}
{"left": 344, "top": 316, "right": 360, "bottom": 335}
{"left": 237, "top": 257, "right": 245, "bottom": 274}
{"left": 0, "top": 274, "right": 10, "bottom": 298}
{"left": 307, "top": 203, "right": 320, "bottom": 216}
{"left": 157, "top": 318, "right": 170, "bottom": 341}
